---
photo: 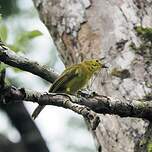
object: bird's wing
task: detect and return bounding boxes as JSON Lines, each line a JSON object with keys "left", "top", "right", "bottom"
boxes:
{"left": 32, "top": 65, "right": 79, "bottom": 119}
{"left": 49, "top": 65, "right": 79, "bottom": 92}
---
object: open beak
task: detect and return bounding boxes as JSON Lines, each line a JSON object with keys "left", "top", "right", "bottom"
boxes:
{"left": 102, "top": 64, "right": 108, "bottom": 68}
{"left": 99, "top": 57, "right": 108, "bottom": 68}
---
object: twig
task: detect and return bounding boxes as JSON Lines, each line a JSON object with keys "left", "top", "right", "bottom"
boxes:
{"left": 0, "top": 40, "right": 58, "bottom": 83}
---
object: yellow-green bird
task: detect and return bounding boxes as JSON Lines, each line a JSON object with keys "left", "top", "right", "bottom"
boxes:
{"left": 32, "top": 59, "right": 107, "bottom": 119}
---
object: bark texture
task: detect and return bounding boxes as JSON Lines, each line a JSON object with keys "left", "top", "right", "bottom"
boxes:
{"left": 32, "top": 0, "right": 152, "bottom": 151}
{"left": 1, "top": 86, "right": 152, "bottom": 121}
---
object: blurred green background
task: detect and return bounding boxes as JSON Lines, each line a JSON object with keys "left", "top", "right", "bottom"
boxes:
{"left": 0, "top": 0, "right": 96, "bottom": 152}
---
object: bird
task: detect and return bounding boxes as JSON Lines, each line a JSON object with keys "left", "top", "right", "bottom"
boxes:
{"left": 32, "top": 59, "right": 107, "bottom": 119}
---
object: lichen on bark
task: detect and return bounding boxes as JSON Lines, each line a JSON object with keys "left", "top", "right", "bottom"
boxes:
{"left": 32, "top": 0, "right": 152, "bottom": 151}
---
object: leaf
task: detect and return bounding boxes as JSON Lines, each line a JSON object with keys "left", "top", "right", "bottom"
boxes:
{"left": 0, "top": 24, "right": 8, "bottom": 42}
{"left": 10, "top": 30, "right": 43, "bottom": 52}
{"left": 13, "top": 67, "right": 23, "bottom": 73}
{"left": 0, "top": 14, "right": 2, "bottom": 22}
{"left": 7, "top": 44, "right": 20, "bottom": 52}
{"left": 26, "top": 30, "right": 43, "bottom": 38}
{"left": 0, "top": 63, "right": 6, "bottom": 72}
{"left": 17, "top": 30, "right": 43, "bottom": 43}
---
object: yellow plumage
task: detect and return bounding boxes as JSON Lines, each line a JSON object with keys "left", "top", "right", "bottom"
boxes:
{"left": 32, "top": 59, "right": 107, "bottom": 119}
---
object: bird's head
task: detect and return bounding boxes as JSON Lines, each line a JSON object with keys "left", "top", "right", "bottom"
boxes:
{"left": 83, "top": 58, "right": 107, "bottom": 73}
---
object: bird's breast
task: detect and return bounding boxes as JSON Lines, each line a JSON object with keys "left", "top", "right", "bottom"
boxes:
{"left": 65, "top": 72, "right": 89, "bottom": 94}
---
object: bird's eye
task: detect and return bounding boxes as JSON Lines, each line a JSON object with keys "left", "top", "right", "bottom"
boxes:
{"left": 96, "top": 60, "right": 99, "bottom": 62}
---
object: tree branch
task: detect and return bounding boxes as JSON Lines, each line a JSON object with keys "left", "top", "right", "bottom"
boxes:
{"left": 1, "top": 86, "right": 100, "bottom": 130}
{"left": 0, "top": 40, "right": 58, "bottom": 83}
{"left": 2, "top": 86, "right": 152, "bottom": 123}
{"left": 0, "top": 68, "right": 50, "bottom": 152}
{"left": 0, "top": 41, "right": 152, "bottom": 129}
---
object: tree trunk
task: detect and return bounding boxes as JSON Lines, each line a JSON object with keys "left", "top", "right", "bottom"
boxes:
{"left": 32, "top": 0, "right": 152, "bottom": 151}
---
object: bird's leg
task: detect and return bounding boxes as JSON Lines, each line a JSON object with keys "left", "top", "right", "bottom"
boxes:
{"left": 77, "top": 89, "right": 98, "bottom": 98}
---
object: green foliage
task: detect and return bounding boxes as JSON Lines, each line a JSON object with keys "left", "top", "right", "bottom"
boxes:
{"left": 145, "top": 81, "right": 152, "bottom": 89}
{"left": 0, "top": 24, "right": 8, "bottom": 42}
{"left": 0, "top": 17, "right": 43, "bottom": 52}
{"left": 142, "top": 93, "right": 152, "bottom": 101}
{"left": 135, "top": 26, "right": 152, "bottom": 42}
{"left": 130, "top": 42, "right": 151, "bottom": 56}
{"left": 8, "top": 30, "right": 43, "bottom": 52}
{"left": 0, "top": 0, "right": 20, "bottom": 17}
{"left": 0, "top": 63, "right": 6, "bottom": 72}
{"left": 0, "top": 14, "right": 43, "bottom": 52}
{"left": 147, "top": 141, "right": 152, "bottom": 152}
{"left": 0, "top": 16, "right": 8, "bottom": 42}
{"left": 19, "top": 30, "right": 43, "bottom": 40}
{"left": 0, "top": 17, "right": 43, "bottom": 75}
{"left": 130, "top": 26, "right": 152, "bottom": 65}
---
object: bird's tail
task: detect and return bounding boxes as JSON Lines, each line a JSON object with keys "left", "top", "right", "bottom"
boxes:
{"left": 32, "top": 105, "right": 45, "bottom": 120}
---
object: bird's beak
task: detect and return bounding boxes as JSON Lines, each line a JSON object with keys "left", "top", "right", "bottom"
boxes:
{"left": 102, "top": 64, "right": 108, "bottom": 68}
{"left": 99, "top": 57, "right": 108, "bottom": 68}
{"left": 99, "top": 57, "right": 105, "bottom": 61}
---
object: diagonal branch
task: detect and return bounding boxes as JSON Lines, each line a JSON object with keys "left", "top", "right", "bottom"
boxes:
{"left": 0, "top": 40, "right": 100, "bottom": 129}
{"left": 0, "top": 40, "right": 58, "bottom": 83}
{"left": 1, "top": 86, "right": 100, "bottom": 130}
{"left": 0, "top": 41, "right": 152, "bottom": 127}
{"left": 1, "top": 86, "right": 152, "bottom": 123}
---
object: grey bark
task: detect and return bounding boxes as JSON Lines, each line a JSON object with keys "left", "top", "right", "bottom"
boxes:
{"left": 0, "top": 41, "right": 57, "bottom": 83}
{"left": 32, "top": 0, "right": 152, "bottom": 151}
{"left": 1, "top": 41, "right": 152, "bottom": 132}
{"left": 1, "top": 86, "right": 152, "bottom": 121}
{"left": 0, "top": 38, "right": 152, "bottom": 129}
